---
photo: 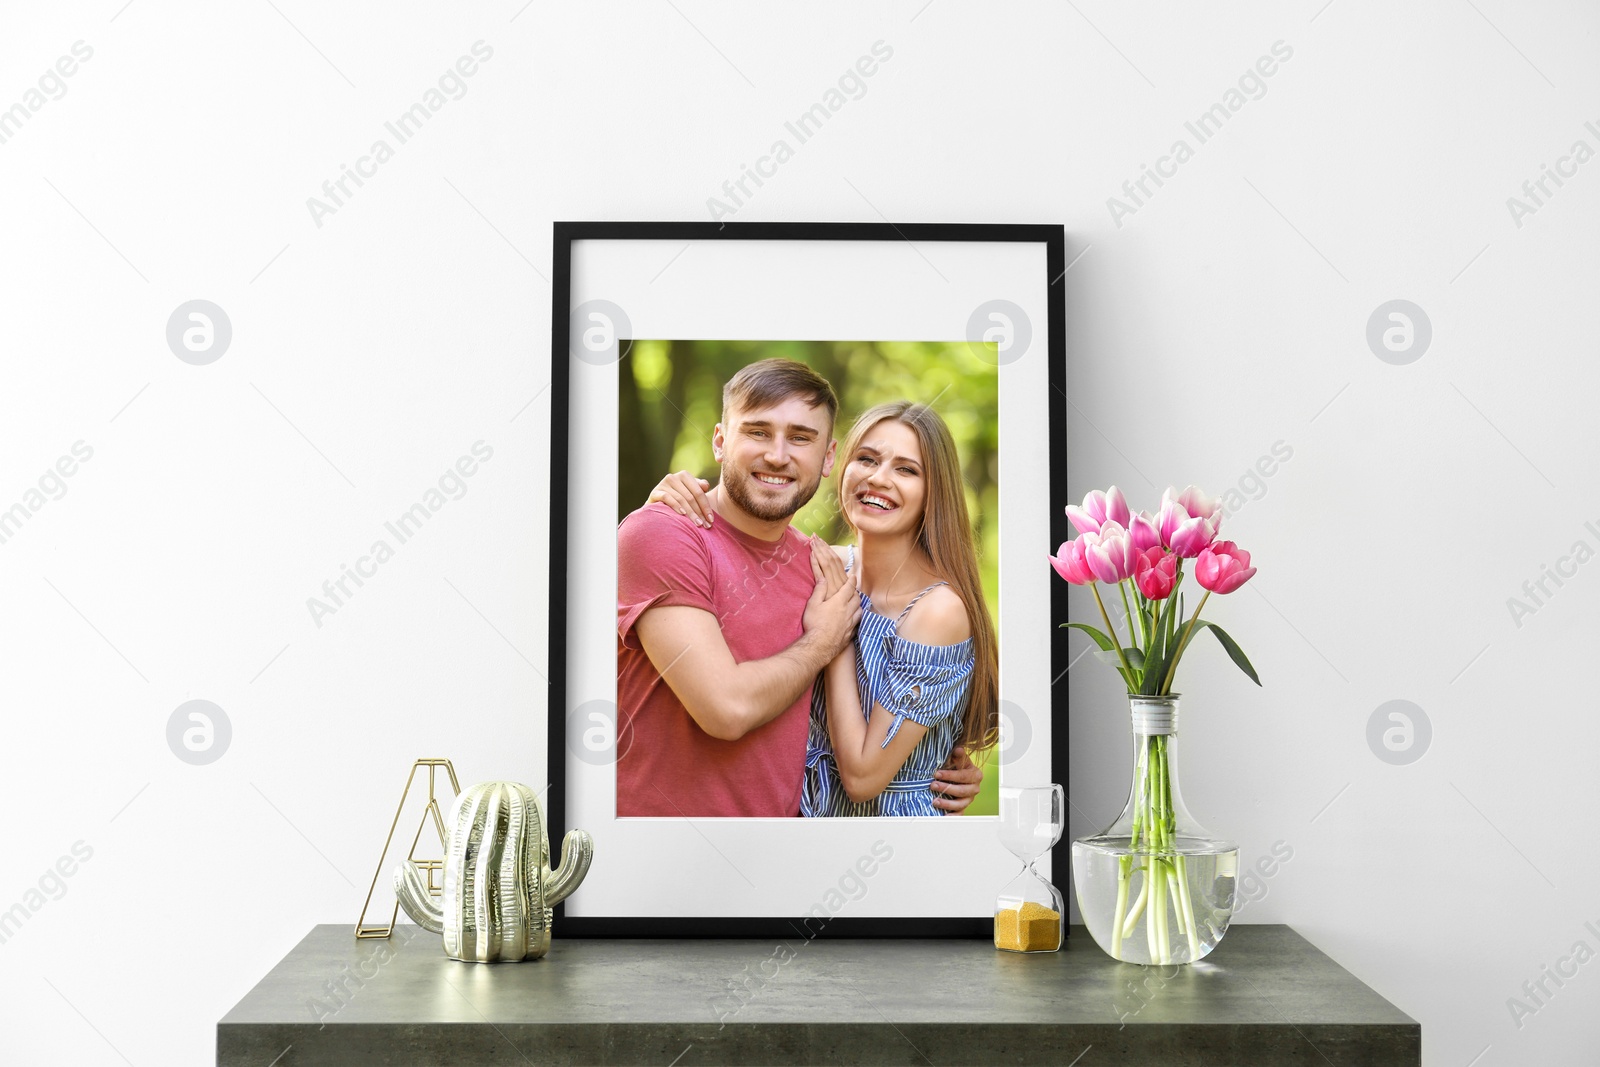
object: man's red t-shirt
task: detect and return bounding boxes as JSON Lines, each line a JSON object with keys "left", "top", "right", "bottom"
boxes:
{"left": 616, "top": 503, "right": 817, "bottom": 817}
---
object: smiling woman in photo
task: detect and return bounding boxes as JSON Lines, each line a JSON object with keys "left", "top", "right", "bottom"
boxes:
{"left": 805, "top": 401, "right": 1001, "bottom": 816}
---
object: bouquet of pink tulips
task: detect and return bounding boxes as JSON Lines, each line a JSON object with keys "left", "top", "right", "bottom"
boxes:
{"left": 1052, "top": 485, "right": 1260, "bottom": 964}
{"left": 1049, "top": 485, "right": 1259, "bottom": 694}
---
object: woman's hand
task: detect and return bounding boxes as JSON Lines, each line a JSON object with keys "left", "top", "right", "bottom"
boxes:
{"left": 811, "top": 533, "right": 855, "bottom": 602}
{"left": 804, "top": 537, "right": 861, "bottom": 664}
{"left": 646, "top": 471, "right": 713, "bottom": 527}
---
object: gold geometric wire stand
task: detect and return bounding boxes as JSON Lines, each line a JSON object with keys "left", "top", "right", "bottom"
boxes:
{"left": 354, "top": 758, "right": 462, "bottom": 939}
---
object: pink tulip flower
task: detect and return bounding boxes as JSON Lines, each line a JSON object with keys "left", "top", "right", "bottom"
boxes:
{"left": 1048, "top": 539, "right": 1094, "bottom": 585}
{"left": 1082, "top": 521, "right": 1137, "bottom": 583}
{"left": 1065, "top": 486, "right": 1131, "bottom": 536}
{"left": 1128, "top": 511, "right": 1162, "bottom": 553}
{"left": 1133, "top": 547, "right": 1177, "bottom": 600}
{"left": 1172, "top": 485, "right": 1223, "bottom": 526}
{"left": 1156, "top": 486, "right": 1222, "bottom": 557}
{"left": 1168, "top": 514, "right": 1220, "bottom": 558}
{"left": 1155, "top": 492, "right": 1189, "bottom": 547}
{"left": 1195, "top": 541, "right": 1257, "bottom": 594}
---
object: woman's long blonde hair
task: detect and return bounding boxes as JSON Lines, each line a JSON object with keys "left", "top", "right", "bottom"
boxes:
{"left": 836, "top": 401, "right": 999, "bottom": 754}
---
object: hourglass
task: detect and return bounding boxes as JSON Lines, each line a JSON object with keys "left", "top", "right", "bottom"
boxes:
{"left": 994, "top": 784, "right": 1065, "bottom": 953}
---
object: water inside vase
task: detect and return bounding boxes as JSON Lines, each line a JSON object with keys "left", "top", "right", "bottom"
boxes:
{"left": 1072, "top": 837, "right": 1239, "bottom": 965}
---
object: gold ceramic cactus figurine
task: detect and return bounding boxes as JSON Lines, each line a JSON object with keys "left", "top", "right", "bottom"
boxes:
{"left": 394, "top": 781, "right": 593, "bottom": 962}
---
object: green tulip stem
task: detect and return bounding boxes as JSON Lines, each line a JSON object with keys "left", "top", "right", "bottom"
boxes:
{"left": 1161, "top": 589, "right": 1213, "bottom": 694}
{"left": 1147, "top": 591, "right": 1159, "bottom": 651}
{"left": 1111, "top": 856, "right": 1130, "bottom": 957}
{"left": 1166, "top": 570, "right": 1184, "bottom": 648}
{"left": 1117, "top": 580, "right": 1141, "bottom": 664}
{"left": 1149, "top": 737, "right": 1163, "bottom": 961}
{"left": 1154, "top": 738, "right": 1170, "bottom": 963}
{"left": 1091, "top": 583, "right": 1136, "bottom": 685}
{"left": 1158, "top": 851, "right": 1171, "bottom": 959}
{"left": 1175, "top": 854, "right": 1201, "bottom": 960}
{"left": 1120, "top": 869, "right": 1149, "bottom": 937}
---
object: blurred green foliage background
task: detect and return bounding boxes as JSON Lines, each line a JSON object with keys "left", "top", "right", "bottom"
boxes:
{"left": 618, "top": 339, "right": 1002, "bottom": 816}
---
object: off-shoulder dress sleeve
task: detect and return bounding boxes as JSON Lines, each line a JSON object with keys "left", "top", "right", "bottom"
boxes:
{"left": 877, "top": 641, "right": 975, "bottom": 747}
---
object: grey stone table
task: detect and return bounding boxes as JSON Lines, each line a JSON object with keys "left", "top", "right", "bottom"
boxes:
{"left": 218, "top": 925, "right": 1418, "bottom": 1066}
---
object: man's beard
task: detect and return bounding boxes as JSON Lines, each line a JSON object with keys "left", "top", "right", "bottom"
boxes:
{"left": 720, "top": 463, "right": 822, "bottom": 523}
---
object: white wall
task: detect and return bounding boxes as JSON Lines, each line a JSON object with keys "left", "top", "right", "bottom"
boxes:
{"left": 1, "top": 2, "right": 1594, "bottom": 1064}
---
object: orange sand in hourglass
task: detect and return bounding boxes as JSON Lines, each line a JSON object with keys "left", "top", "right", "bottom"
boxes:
{"left": 994, "top": 902, "right": 1061, "bottom": 952}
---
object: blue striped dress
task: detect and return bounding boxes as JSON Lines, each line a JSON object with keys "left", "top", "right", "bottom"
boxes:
{"left": 800, "top": 547, "right": 977, "bottom": 817}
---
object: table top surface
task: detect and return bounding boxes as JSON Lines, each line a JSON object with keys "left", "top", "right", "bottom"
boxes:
{"left": 221, "top": 924, "right": 1416, "bottom": 1030}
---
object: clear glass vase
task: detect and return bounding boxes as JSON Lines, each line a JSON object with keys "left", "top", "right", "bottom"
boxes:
{"left": 1071, "top": 694, "right": 1238, "bottom": 964}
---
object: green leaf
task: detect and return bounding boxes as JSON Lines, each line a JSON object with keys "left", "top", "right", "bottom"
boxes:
{"left": 1145, "top": 632, "right": 1186, "bottom": 695}
{"left": 1141, "top": 611, "right": 1168, "bottom": 695}
{"left": 1094, "top": 647, "right": 1145, "bottom": 671}
{"left": 1065, "top": 623, "right": 1137, "bottom": 689}
{"left": 1197, "top": 622, "right": 1262, "bottom": 686}
{"left": 1063, "top": 622, "right": 1115, "bottom": 651}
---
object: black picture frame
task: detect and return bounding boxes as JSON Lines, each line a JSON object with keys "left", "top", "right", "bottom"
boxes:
{"left": 548, "top": 221, "right": 1068, "bottom": 937}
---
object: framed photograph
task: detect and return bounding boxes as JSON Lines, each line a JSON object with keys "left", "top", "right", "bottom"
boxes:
{"left": 548, "top": 222, "right": 1067, "bottom": 936}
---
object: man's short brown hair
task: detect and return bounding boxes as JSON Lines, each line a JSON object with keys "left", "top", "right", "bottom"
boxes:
{"left": 721, "top": 358, "right": 838, "bottom": 433}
